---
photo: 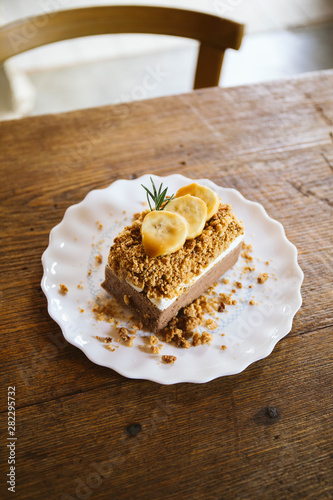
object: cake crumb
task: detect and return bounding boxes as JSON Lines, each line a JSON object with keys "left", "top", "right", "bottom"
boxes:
{"left": 96, "top": 336, "right": 112, "bottom": 343}
{"left": 218, "top": 302, "right": 225, "bottom": 312}
{"left": 222, "top": 278, "right": 229, "bottom": 285}
{"left": 59, "top": 284, "right": 68, "bottom": 295}
{"left": 192, "top": 333, "right": 201, "bottom": 346}
{"left": 249, "top": 299, "right": 256, "bottom": 306}
{"left": 92, "top": 301, "right": 116, "bottom": 324}
{"left": 265, "top": 261, "right": 270, "bottom": 265}
{"left": 162, "top": 355, "right": 177, "bottom": 364}
{"left": 106, "top": 345, "right": 116, "bottom": 352}
{"left": 124, "top": 294, "right": 130, "bottom": 305}
{"left": 77, "top": 282, "right": 84, "bottom": 289}
{"left": 151, "top": 345, "right": 161, "bottom": 354}
{"left": 257, "top": 273, "right": 269, "bottom": 284}
{"left": 95, "top": 254, "right": 103, "bottom": 264}
{"left": 148, "top": 335, "right": 159, "bottom": 346}
{"left": 96, "top": 221, "right": 103, "bottom": 230}
{"left": 232, "top": 299, "right": 237, "bottom": 305}
{"left": 133, "top": 321, "right": 144, "bottom": 330}
{"left": 242, "top": 242, "right": 253, "bottom": 251}
{"left": 219, "top": 293, "right": 233, "bottom": 305}
{"left": 201, "top": 331, "right": 213, "bottom": 345}
{"left": 206, "top": 319, "right": 218, "bottom": 330}
{"left": 88, "top": 269, "right": 92, "bottom": 276}
{"left": 79, "top": 307, "right": 84, "bottom": 313}
{"left": 231, "top": 288, "right": 236, "bottom": 294}
{"left": 118, "top": 327, "right": 131, "bottom": 342}
{"left": 221, "top": 345, "right": 227, "bottom": 350}
{"left": 243, "top": 266, "right": 255, "bottom": 274}
{"left": 178, "top": 338, "right": 191, "bottom": 349}
{"left": 241, "top": 251, "right": 253, "bottom": 262}
{"left": 235, "top": 281, "right": 243, "bottom": 289}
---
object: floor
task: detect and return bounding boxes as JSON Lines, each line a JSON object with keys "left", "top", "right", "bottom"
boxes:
{"left": 0, "top": 0, "right": 333, "bottom": 118}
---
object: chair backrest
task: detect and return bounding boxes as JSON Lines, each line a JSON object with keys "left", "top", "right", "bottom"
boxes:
{"left": 0, "top": 6, "right": 244, "bottom": 89}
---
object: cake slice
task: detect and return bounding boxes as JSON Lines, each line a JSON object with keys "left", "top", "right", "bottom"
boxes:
{"left": 102, "top": 182, "right": 244, "bottom": 332}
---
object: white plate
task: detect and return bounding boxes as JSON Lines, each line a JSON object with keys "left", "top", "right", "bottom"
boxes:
{"left": 41, "top": 174, "right": 303, "bottom": 384}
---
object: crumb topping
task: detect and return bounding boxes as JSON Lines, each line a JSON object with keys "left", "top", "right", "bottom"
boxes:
{"left": 192, "top": 333, "right": 202, "bottom": 346}
{"left": 257, "top": 273, "right": 269, "bottom": 284}
{"left": 107, "top": 204, "right": 243, "bottom": 300}
{"left": 241, "top": 251, "right": 253, "bottom": 262}
{"left": 96, "top": 336, "right": 112, "bottom": 343}
{"left": 219, "top": 293, "right": 234, "bottom": 306}
{"left": 201, "top": 331, "right": 213, "bottom": 345}
{"left": 242, "top": 242, "right": 253, "bottom": 252}
{"left": 162, "top": 355, "right": 177, "bottom": 364}
{"left": 151, "top": 345, "right": 162, "bottom": 354}
{"left": 118, "top": 327, "right": 131, "bottom": 342}
{"left": 206, "top": 319, "right": 218, "bottom": 330}
{"left": 218, "top": 302, "right": 226, "bottom": 312}
{"left": 160, "top": 295, "right": 219, "bottom": 348}
{"left": 59, "top": 284, "right": 68, "bottom": 295}
{"left": 243, "top": 266, "right": 254, "bottom": 274}
{"left": 95, "top": 254, "right": 103, "bottom": 264}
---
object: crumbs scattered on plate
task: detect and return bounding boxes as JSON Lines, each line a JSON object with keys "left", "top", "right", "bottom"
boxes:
{"left": 59, "top": 284, "right": 68, "bottom": 295}
{"left": 95, "top": 254, "right": 103, "bottom": 264}
{"left": 162, "top": 355, "right": 177, "bottom": 364}
{"left": 80, "top": 241, "right": 273, "bottom": 365}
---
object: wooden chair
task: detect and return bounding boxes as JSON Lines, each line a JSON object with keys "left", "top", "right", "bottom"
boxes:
{"left": 0, "top": 6, "right": 244, "bottom": 89}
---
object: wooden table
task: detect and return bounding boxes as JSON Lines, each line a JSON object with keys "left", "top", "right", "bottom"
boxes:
{"left": 1, "top": 70, "right": 332, "bottom": 500}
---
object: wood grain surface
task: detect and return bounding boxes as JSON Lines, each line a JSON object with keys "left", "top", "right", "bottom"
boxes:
{"left": 0, "top": 70, "right": 332, "bottom": 500}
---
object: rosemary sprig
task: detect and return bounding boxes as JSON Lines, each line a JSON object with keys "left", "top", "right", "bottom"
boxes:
{"left": 141, "top": 177, "right": 174, "bottom": 211}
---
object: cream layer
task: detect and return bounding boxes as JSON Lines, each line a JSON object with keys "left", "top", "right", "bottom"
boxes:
{"left": 126, "top": 234, "right": 244, "bottom": 311}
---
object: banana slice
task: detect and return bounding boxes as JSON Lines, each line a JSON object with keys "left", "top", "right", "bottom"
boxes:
{"left": 175, "top": 183, "right": 220, "bottom": 220}
{"left": 141, "top": 210, "right": 188, "bottom": 257}
{"left": 166, "top": 194, "right": 207, "bottom": 239}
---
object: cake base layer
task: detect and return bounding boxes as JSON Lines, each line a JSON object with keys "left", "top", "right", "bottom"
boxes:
{"left": 102, "top": 241, "right": 242, "bottom": 332}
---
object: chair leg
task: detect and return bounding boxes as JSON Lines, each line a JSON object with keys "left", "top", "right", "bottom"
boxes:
{"left": 194, "top": 43, "right": 225, "bottom": 89}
